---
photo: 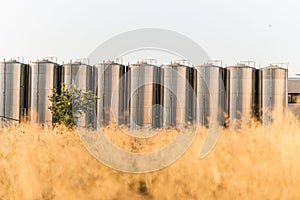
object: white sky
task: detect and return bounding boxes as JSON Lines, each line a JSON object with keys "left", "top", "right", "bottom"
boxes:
{"left": 0, "top": 0, "right": 299, "bottom": 74}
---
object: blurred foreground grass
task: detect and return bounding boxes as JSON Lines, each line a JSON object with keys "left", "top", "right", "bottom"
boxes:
{"left": 1, "top": 113, "right": 300, "bottom": 200}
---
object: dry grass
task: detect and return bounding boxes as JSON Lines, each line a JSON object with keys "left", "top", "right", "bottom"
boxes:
{"left": 1, "top": 113, "right": 300, "bottom": 200}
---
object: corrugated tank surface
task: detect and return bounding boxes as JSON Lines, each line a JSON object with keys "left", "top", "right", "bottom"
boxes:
{"left": 259, "top": 66, "right": 288, "bottom": 124}
{"left": 28, "top": 60, "right": 60, "bottom": 124}
{"left": 226, "top": 64, "right": 257, "bottom": 127}
{"left": 62, "top": 61, "right": 93, "bottom": 127}
{"left": 127, "top": 62, "right": 162, "bottom": 129}
{"left": 194, "top": 64, "right": 225, "bottom": 127}
{"left": 162, "top": 63, "right": 196, "bottom": 128}
{"left": 0, "top": 60, "right": 28, "bottom": 122}
{"left": 93, "top": 61, "right": 126, "bottom": 127}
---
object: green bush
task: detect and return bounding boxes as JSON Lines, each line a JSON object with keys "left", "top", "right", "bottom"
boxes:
{"left": 48, "top": 83, "right": 96, "bottom": 128}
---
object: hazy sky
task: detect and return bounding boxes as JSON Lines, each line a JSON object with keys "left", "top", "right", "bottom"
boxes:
{"left": 0, "top": 0, "right": 299, "bottom": 74}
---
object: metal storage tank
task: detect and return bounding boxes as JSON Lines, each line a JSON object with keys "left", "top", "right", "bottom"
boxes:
{"left": 194, "top": 63, "right": 226, "bottom": 127}
{"left": 93, "top": 61, "right": 126, "bottom": 127}
{"left": 226, "top": 63, "right": 257, "bottom": 127}
{"left": 127, "top": 61, "right": 163, "bottom": 129}
{"left": 0, "top": 59, "right": 28, "bottom": 123}
{"left": 259, "top": 65, "right": 288, "bottom": 124}
{"left": 28, "top": 58, "right": 61, "bottom": 124}
{"left": 62, "top": 60, "right": 93, "bottom": 127}
{"left": 162, "top": 62, "right": 196, "bottom": 128}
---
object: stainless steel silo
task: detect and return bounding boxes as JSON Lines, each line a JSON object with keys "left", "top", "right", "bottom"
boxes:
{"left": 162, "top": 62, "right": 196, "bottom": 128}
{"left": 194, "top": 63, "right": 225, "bottom": 127}
{"left": 28, "top": 59, "right": 61, "bottom": 124}
{"left": 62, "top": 61, "right": 93, "bottom": 127}
{"left": 0, "top": 59, "right": 28, "bottom": 123}
{"left": 93, "top": 61, "right": 126, "bottom": 127}
{"left": 258, "top": 65, "right": 288, "bottom": 124}
{"left": 226, "top": 64, "right": 257, "bottom": 127}
{"left": 127, "top": 62, "right": 163, "bottom": 129}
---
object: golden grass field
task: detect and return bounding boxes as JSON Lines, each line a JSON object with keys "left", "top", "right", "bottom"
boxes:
{"left": 1, "top": 113, "right": 300, "bottom": 200}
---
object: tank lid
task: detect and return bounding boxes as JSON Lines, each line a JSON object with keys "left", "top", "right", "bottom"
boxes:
{"left": 129, "top": 61, "right": 157, "bottom": 67}
{"left": 30, "top": 59, "right": 57, "bottom": 64}
{"left": 162, "top": 62, "right": 190, "bottom": 68}
{"left": 0, "top": 59, "right": 22, "bottom": 64}
{"left": 65, "top": 61, "right": 90, "bottom": 66}
{"left": 260, "top": 64, "right": 287, "bottom": 70}
{"left": 0, "top": 57, "right": 25, "bottom": 64}
{"left": 95, "top": 60, "right": 123, "bottom": 65}
{"left": 227, "top": 64, "right": 255, "bottom": 69}
{"left": 195, "top": 63, "right": 222, "bottom": 68}
{"left": 31, "top": 57, "right": 58, "bottom": 64}
{"left": 64, "top": 58, "right": 90, "bottom": 66}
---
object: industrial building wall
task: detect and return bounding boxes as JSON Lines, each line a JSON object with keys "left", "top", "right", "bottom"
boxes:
{"left": 288, "top": 78, "right": 300, "bottom": 116}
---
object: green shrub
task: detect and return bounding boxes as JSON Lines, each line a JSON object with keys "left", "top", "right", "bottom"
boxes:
{"left": 48, "top": 83, "right": 96, "bottom": 128}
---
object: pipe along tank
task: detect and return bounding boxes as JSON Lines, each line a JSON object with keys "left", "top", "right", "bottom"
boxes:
{"left": 0, "top": 59, "right": 28, "bottom": 124}
{"left": 258, "top": 65, "right": 288, "bottom": 124}
{"left": 194, "top": 63, "right": 226, "bottom": 127}
{"left": 28, "top": 59, "right": 61, "bottom": 124}
{"left": 162, "top": 62, "right": 196, "bottom": 128}
{"left": 127, "top": 61, "right": 163, "bottom": 129}
{"left": 93, "top": 61, "right": 126, "bottom": 128}
{"left": 62, "top": 60, "right": 93, "bottom": 127}
{"left": 226, "top": 63, "right": 258, "bottom": 127}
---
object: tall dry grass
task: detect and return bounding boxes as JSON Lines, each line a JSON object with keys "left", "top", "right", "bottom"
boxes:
{"left": 1, "top": 112, "right": 300, "bottom": 200}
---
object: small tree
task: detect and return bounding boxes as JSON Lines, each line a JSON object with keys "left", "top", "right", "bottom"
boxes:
{"left": 48, "top": 83, "right": 95, "bottom": 128}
